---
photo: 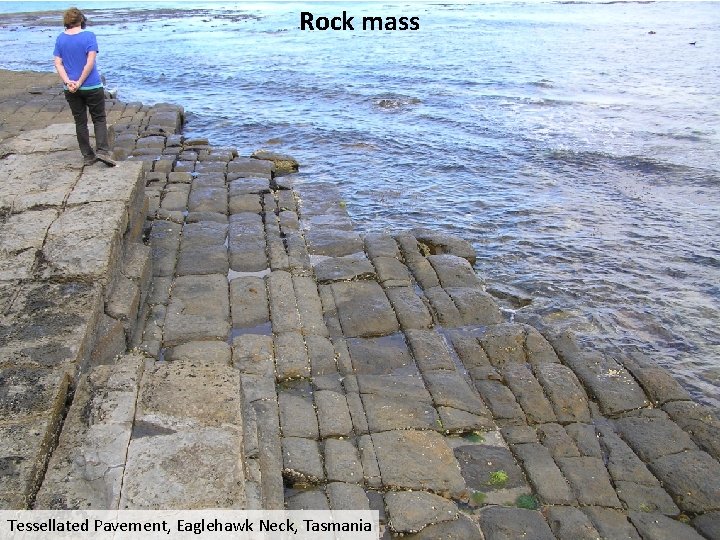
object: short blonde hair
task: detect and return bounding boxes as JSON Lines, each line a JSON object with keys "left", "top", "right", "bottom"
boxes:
{"left": 63, "top": 7, "right": 84, "bottom": 29}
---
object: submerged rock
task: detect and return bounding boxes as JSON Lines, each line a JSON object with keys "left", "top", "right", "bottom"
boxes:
{"left": 251, "top": 150, "right": 299, "bottom": 175}
{"left": 410, "top": 227, "right": 477, "bottom": 265}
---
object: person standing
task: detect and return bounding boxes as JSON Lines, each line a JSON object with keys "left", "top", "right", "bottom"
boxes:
{"left": 53, "top": 7, "right": 115, "bottom": 166}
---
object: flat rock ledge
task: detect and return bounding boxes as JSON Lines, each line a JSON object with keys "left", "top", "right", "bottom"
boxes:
{"left": 1, "top": 70, "right": 719, "bottom": 540}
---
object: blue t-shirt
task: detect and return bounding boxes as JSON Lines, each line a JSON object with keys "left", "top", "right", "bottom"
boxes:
{"left": 53, "top": 31, "right": 102, "bottom": 89}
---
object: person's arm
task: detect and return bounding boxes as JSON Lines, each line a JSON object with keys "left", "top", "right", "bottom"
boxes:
{"left": 53, "top": 55, "right": 73, "bottom": 86}
{"left": 75, "top": 51, "right": 97, "bottom": 88}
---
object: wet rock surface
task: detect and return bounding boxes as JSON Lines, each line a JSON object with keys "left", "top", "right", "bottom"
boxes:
{"left": 2, "top": 69, "right": 719, "bottom": 540}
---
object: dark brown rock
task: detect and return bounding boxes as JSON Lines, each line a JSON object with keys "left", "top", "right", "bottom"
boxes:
{"left": 614, "top": 481, "right": 679, "bottom": 515}
{"left": 502, "top": 363, "right": 557, "bottom": 424}
{"left": 479, "top": 506, "right": 555, "bottom": 540}
{"left": 473, "top": 380, "right": 526, "bottom": 423}
{"left": 411, "top": 228, "right": 477, "bottom": 265}
{"left": 663, "top": 400, "right": 720, "bottom": 462}
{"left": 536, "top": 423, "right": 580, "bottom": 458}
{"left": 648, "top": 451, "right": 720, "bottom": 513}
{"left": 405, "top": 515, "right": 482, "bottom": 540}
{"left": 385, "top": 490, "right": 458, "bottom": 534}
{"left": 372, "top": 430, "right": 466, "bottom": 498}
{"left": 534, "top": 363, "right": 591, "bottom": 424}
{"left": 556, "top": 456, "right": 622, "bottom": 508}
{"left": 385, "top": 288, "right": 434, "bottom": 330}
{"left": 314, "top": 253, "right": 376, "bottom": 283}
{"left": 583, "top": 507, "right": 641, "bottom": 540}
{"left": 628, "top": 511, "right": 705, "bottom": 540}
{"left": 546, "top": 506, "right": 601, "bottom": 540}
{"left": 347, "top": 335, "right": 415, "bottom": 376}
{"left": 693, "top": 512, "right": 720, "bottom": 540}
{"left": 614, "top": 413, "right": 697, "bottom": 462}
{"left": 455, "top": 444, "right": 529, "bottom": 493}
{"left": 512, "top": 442, "right": 576, "bottom": 505}
{"left": 332, "top": 281, "right": 399, "bottom": 338}
{"left": 424, "top": 371, "right": 489, "bottom": 417}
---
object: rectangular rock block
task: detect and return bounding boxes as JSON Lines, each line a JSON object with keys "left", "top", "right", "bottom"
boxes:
{"left": 331, "top": 281, "right": 399, "bottom": 338}
{"left": 427, "top": 254, "right": 483, "bottom": 289}
{"left": 503, "top": 363, "right": 557, "bottom": 424}
{"left": 105, "top": 274, "right": 141, "bottom": 339}
{"left": 473, "top": 380, "right": 526, "bottom": 424}
{"left": 160, "top": 183, "right": 190, "bottom": 211}
{"left": 293, "top": 275, "right": 328, "bottom": 337}
{"left": 424, "top": 371, "right": 490, "bottom": 418}
{"left": 228, "top": 213, "right": 267, "bottom": 272}
{"left": 447, "top": 330, "right": 494, "bottom": 373}
{"left": 229, "top": 177, "right": 270, "bottom": 196}
{"left": 232, "top": 334, "right": 274, "bottom": 376}
{"left": 274, "top": 332, "right": 310, "bottom": 380}
{"left": 228, "top": 157, "right": 274, "bottom": 176}
{"left": 315, "top": 390, "right": 354, "bottom": 438}
{"left": 282, "top": 437, "right": 325, "bottom": 485}
{"left": 176, "top": 244, "right": 229, "bottom": 276}
{"left": 324, "top": 440, "right": 363, "bottom": 484}
{"left": 0, "top": 208, "right": 57, "bottom": 254}
{"left": 621, "top": 351, "right": 691, "bottom": 406}
{"left": 423, "top": 287, "right": 463, "bottom": 327}
{"left": 365, "top": 233, "right": 401, "bottom": 260}
{"left": 372, "top": 430, "right": 466, "bottom": 498}
{"left": 537, "top": 423, "right": 581, "bottom": 459}
{"left": 614, "top": 413, "right": 697, "bottom": 462}
{"left": 347, "top": 335, "right": 416, "bottom": 376}
{"left": 286, "top": 232, "right": 312, "bottom": 271}
{"left": 314, "top": 253, "right": 376, "bottom": 284}
{"left": 188, "top": 186, "right": 228, "bottom": 214}
{"left": 279, "top": 390, "right": 319, "bottom": 439}
{"left": 35, "top": 355, "right": 144, "bottom": 509}
{"left": 306, "top": 228, "right": 364, "bottom": 257}
{"left": 546, "top": 506, "right": 601, "bottom": 540}
{"left": 42, "top": 201, "right": 126, "bottom": 282}
{"left": 90, "top": 313, "right": 127, "bottom": 367}
{"left": 230, "top": 276, "right": 270, "bottom": 330}
{"left": 534, "top": 363, "right": 592, "bottom": 424}
{"left": 386, "top": 288, "right": 433, "bottom": 331}
{"left": 446, "top": 287, "right": 503, "bottom": 326}
{"left": 120, "top": 359, "right": 245, "bottom": 509}
{"left": 149, "top": 220, "right": 182, "bottom": 277}
{"left": 67, "top": 161, "right": 144, "bottom": 207}
{"left": 372, "top": 256, "right": 412, "bottom": 286}
{"left": 229, "top": 193, "right": 262, "bottom": 214}
{"left": 358, "top": 435, "right": 382, "bottom": 488}
{"left": 647, "top": 450, "right": 720, "bottom": 513}
{"left": 405, "top": 329, "right": 456, "bottom": 372}
{"left": 268, "top": 270, "right": 301, "bottom": 334}
{"left": 318, "top": 284, "right": 343, "bottom": 336}
{"left": 582, "top": 507, "right": 642, "bottom": 540}
{"left": 362, "top": 392, "right": 440, "bottom": 432}
{"left": 597, "top": 424, "right": 660, "bottom": 486}
{"left": 306, "top": 335, "right": 337, "bottom": 377}
{"left": 0, "top": 281, "right": 104, "bottom": 374}
{"left": 663, "top": 401, "right": 720, "bottom": 462}
{"left": 549, "top": 332, "right": 650, "bottom": 416}
{"left": 0, "top": 369, "right": 70, "bottom": 509}
{"left": 162, "top": 274, "right": 230, "bottom": 346}
{"left": 557, "top": 456, "right": 622, "bottom": 508}
{"left": 512, "top": 442, "right": 576, "bottom": 505}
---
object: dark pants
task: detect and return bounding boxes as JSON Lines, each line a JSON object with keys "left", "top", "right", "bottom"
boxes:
{"left": 64, "top": 87, "right": 109, "bottom": 158}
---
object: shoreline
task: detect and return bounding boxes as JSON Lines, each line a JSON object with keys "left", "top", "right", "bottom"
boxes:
{"left": 1, "top": 68, "right": 718, "bottom": 538}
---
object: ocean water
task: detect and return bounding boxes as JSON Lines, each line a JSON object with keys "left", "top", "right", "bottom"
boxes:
{"left": 1, "top": 1, "right": 719, "bottom": 407}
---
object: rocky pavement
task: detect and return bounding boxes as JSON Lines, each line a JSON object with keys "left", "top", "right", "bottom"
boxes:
{"left": 1, "top": 70, "right": 719, "bottom": 540}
